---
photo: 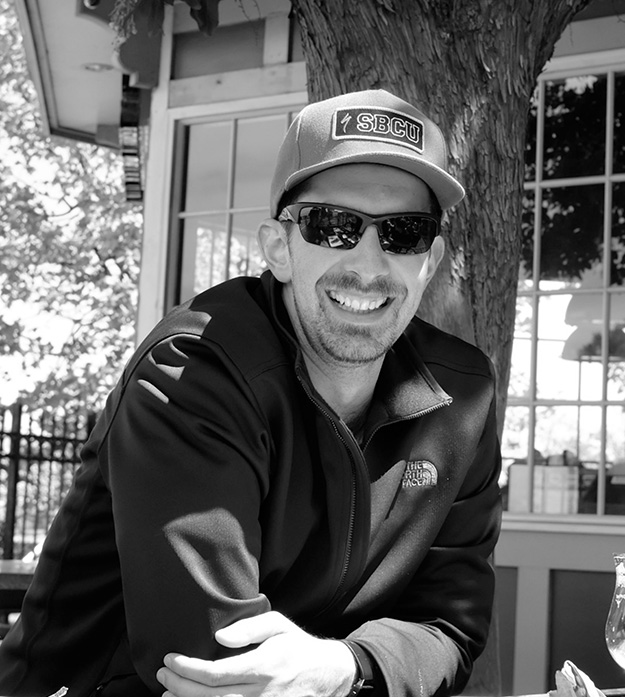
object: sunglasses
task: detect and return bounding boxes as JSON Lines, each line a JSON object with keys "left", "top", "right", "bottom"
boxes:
{"left": 278, "top": 203, "right": 440, "bottom": 255}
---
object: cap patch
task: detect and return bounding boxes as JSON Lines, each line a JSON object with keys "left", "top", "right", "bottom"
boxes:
{"left": 332, "top": 106, "right": 424, "bottom": 153}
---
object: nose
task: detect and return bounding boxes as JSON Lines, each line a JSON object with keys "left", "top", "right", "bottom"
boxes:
{"left": 341, "top": 225, "right": 390, "bottom": 282}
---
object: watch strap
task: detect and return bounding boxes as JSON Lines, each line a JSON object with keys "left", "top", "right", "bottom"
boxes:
{"left": 341, "top": 640, "right": 374, "bottom": 695}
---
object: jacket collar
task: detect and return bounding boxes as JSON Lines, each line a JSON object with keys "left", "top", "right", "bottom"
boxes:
{"left": 260, "top": 271, "right": 452, "bottom": 425}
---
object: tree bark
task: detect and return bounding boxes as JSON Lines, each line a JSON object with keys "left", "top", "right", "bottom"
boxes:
{"left": 289, "top": 1, "right": 591, "bottom": 693}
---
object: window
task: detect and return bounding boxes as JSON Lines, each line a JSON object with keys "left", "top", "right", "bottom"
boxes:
{"left": 170, "top": 108, "right": 297, "bottom": 306}
{"left": 503, "top": 68, "right": 625, "bottom": 516}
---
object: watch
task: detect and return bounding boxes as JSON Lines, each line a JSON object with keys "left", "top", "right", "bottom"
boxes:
{"left": 342, "top": 640, "right": 375, "bottom": 696}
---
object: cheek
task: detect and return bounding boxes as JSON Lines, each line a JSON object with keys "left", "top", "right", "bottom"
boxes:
{"left": 291, "top": 244, "right": 338, "bottom": 286}
{"left": 397, "top": 256, "right": 431, "bottom": 293}
{"left": 289, "top": 256, "right": 324, "bottom": 306}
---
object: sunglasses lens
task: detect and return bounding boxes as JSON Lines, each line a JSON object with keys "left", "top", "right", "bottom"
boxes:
{"left": 298, "top": 206, "right": 362, "bottom": 249}
{"left": 289, "top": 205, "right": 438, "bottom": 254}
{"left": 379, "top": 216, "right": 438, "bottom": 254}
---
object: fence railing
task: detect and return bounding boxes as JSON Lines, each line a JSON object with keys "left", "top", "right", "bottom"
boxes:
{"left": 0, "top": 404, "right": 95, "bottom": 559}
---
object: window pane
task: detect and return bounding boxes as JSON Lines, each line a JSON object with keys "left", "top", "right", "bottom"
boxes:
{"left": 233, "top": 115, "right": 288, "bottom": 209}
{"left": 614, "top": 72, "right": 625, "bottom": 174}
{"left": 509, "top": 297, "right": 533, "bottom": 398}
{"left": 606, "top": 405, "right": 625, "bottom": 515}
{"left": 185, "top": 123, "right": 231, "bottom": 212}
{"left": 501, "top": 406, "right": 530, "bottom": 511}
{"left": 542, "top": 75, "right": 606, "bottom": 180}
{"left": 561, "top": 322, "right": 601, "bottom": 362}
{"left": 607, "top": 293, "right": 625, "bottom": 400}
{"left": 578, "top": 405, "right": 604, "bottom": 465}
{"left": 228, "top": 211, "right": 267, "bottom": 279}
{"left": 524, "top": 406, "right": 602, "bottom": 515}
{"left": 608, "top": 302, "right": 625, "bottom": 363}
{"left": 539, "top": 185, "right": 604, "bottom": 288}
{"left": 519, "top": 190, "right": 535, "bottom": 288}
{"left": 612, "top": 182, "right": 625, "bottom": 287}
{"left": 607, "top": 355, "right": 625, "bottom": 401}
{"left": 525, "top": 88, "right": 538, "bottom": 182}
{"left": 575, "top": 405, "right": 605, "bottom": 516}
{"left": 534, "top": 405, "right": 601, "bottom": 466}
{"left": 290, "top": 20, "right": 304, "bottom": 62}
{"left": 537, "top": 295, "right": 588, "bottom": 400}
{"left": 607, "top": 405, "right": 625, "bottom": 466}
{"left": 501, "top": 407, "right": 531, "bottom": 471}
{"left": 180, "top": 215, "right": 229, "bottom": 302}
{"left": 562, "top": 289, "right": 604, "bottom": 391}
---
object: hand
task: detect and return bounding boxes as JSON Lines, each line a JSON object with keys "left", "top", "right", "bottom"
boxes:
{"left": 156, "top": 611, "right": 356, "bottom": 697}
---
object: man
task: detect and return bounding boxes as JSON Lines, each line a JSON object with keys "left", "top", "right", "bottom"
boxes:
{"left": 0, "top": 89, "right": 501, "bottom": 697}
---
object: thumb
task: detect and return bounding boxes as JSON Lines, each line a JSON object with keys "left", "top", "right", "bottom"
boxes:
{"left": 215, "top": 611, "right": 297, "bottom": 648}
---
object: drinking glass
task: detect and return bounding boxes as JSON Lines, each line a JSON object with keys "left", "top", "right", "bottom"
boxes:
{"left": 606, "top": 552, "right": 625, "bottom": 670}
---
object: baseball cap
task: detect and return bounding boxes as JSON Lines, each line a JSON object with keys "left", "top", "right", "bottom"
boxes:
{"left": 270, "top": 89, "right": 465, "bottom": 217}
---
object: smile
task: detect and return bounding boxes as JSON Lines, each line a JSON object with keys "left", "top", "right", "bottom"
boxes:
{"left": 328, "top": 290, "right": 388, "bottom": 313}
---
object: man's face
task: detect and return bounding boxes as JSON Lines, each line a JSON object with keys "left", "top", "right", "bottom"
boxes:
{"left": 277, "top": 163, "right": 444, "bottom": 369}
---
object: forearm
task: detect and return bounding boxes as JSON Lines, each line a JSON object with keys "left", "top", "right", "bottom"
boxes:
{"left": 344, "top": 438, "right": 501, "bottom": 696}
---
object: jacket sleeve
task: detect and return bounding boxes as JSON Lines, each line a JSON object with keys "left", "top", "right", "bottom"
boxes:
{"left": 347, "top": 390, "right": 502, "bottom": 697}
{"left": 99, "top": 332, "right": 273, "bottom": 691}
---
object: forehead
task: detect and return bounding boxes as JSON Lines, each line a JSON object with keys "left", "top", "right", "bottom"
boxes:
{"left": 296, "top": 163, "right": 434, "bottom": 213}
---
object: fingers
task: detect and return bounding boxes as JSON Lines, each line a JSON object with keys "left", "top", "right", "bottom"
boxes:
{"left": 160, "top": 651, "right": 262, "bottom": 687}
{"left": 160, "top": 653, "right": 243, "bottom": 685}
{"left": 156, "top": 613, "right": 304, "bottom": 696}
{"left": 215, "top": 611, "right": 297, "bottom": 648}
{"left": 157, "top": 663, "right": 250, "bottom": 697}
{"left": 157, "top": 665, "right": 210, "bottom": 697}
{"left": 162, "top": 654, "right": 217, "bottom": 682}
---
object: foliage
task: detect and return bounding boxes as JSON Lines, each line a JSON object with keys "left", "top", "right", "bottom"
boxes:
{"left": 110, "top": 0, "right": 220, "bottom": 40}
{"left": 0, "top": 0, "right": 142, "bottom": 411}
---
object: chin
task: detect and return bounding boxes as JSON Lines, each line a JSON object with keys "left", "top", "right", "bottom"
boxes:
{"left": 322, "top": 337, "right": 389, "bottom": 365}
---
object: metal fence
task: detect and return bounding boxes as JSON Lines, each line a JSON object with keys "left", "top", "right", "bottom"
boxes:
{"left": 0, "top": 404, "right": 95, "bottom": 559}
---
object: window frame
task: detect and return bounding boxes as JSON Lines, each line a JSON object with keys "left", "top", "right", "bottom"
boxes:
{"left": 163, "top": 95, "right": 307, "bottom": 311}
{"left": 504, "top": 49, "right": 625, "bottom": 524}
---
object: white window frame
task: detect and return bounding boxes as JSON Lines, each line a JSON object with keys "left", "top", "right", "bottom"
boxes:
{"left": 503, "top": 47, "right": 625, "bottom": 526}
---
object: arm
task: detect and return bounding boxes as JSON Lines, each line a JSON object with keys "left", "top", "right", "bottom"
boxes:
{"left": 155, "top": 381, "right": 502, "bottom": 697}
{"left": 102, "top": 333, "right": 273, "bottom": 690}
{"left": 347, "top": 392, "right": 502, "bottom": 696}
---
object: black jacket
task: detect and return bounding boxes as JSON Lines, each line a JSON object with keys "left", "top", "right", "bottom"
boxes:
{"left": 0, "top": 272, "right": 502, "bottom": 697}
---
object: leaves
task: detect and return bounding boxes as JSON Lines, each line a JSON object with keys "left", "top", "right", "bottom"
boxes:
{"left": 0, "top": 0, "right": 142, "bottom": 411}
{"left": 110, "top": 0, "right": 221, "bottom": 40}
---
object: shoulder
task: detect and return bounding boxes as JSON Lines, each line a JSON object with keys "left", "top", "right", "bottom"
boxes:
{"left": 127, "top": 276, "right": 290, "bottom": 382}
{"left": 406, "top": 317, "right": 496, "bottom": 382}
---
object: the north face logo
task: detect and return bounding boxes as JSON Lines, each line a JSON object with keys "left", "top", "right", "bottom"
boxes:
{"left": 401, "top": 460, "right": 438, "bottom": 488}
{"left": 333, "top": 106, "right": 424, "bottom": 153}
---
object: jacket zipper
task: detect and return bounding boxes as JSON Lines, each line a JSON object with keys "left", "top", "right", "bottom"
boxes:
{"left": 361, "top": 397, "right": 452, "bottom": 452}
{"left": 295, "top": 369, "right": 452, "bottom": 617}
{"left": 295, "top": 370, "right": 359, "bottom": 612}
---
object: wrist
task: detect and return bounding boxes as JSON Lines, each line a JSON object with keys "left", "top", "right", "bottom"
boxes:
{"left": 340, "top": 640, "right": 375, "bottom": 696}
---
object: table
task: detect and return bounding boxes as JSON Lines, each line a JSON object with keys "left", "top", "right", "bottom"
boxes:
{"left": 0, "top": 560, "right": 37, "bottom": 592}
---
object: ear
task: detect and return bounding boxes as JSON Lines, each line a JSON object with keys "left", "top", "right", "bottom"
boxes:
{"left": 424, "top": 236, "right": 445, "bottom": 284}
{"left": 257, "top": 218, "right": 292, "bottom": 283}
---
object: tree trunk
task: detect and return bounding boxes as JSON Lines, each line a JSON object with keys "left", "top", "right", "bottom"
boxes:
{"left": 289, "top": 1, "right": 591, "bottom": 693}
{"left": 290, "top": 0, "right": 589, "bottom": 428}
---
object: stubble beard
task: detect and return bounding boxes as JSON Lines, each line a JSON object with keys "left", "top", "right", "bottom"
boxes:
{"left": 292, "top": 274, "right": 406, "bottom": 366}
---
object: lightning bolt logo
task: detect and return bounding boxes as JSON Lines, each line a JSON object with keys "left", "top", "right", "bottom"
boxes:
{"left": 340, "top": 113, "right": 352, "bottom": 133}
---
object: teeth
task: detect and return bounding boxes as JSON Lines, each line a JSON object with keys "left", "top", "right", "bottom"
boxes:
{"left": 329, "top": 291, "right": 386, "bottom": 312}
